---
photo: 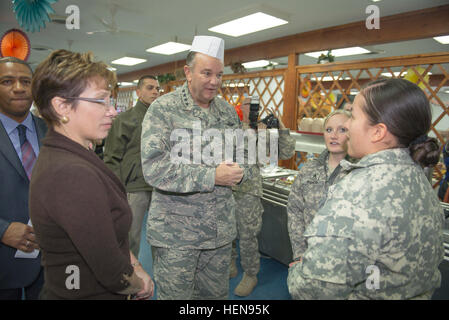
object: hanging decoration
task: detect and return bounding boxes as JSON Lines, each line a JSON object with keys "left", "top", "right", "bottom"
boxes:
{"left": 234, "top": 103, "right": 243, "bottom": 121}
{"left": 403, "top": 66, "right": 430, "bottom": 91}
{"left": 230, "top": 62, "right": 246, "bottom": 74}
{"left": 300, "top": 76, "right": 312, "bottom": 98}
{"left": 0, "top": 29, "right": 31, "bottom": 61}
{"left": 317, "top": 51, "right": 335, "bottom": 64}
{"left": 262, "top": 62, "right": 276, "bottom": 70}
{"left": 157, "top": 73, "right": 176, "bottom": 85}
{"left": 307, "top": 91, "right": 336, "bottom": 117}
{"left": 12, "top": 0, "right": 58, "bottom": 33}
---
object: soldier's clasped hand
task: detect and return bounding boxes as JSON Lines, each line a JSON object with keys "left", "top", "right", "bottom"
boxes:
{"left": 214, "top": 162, "right": 244, "bottom": 186}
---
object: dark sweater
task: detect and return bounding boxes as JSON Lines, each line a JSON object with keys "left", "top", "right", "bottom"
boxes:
{"left": 103, "top": 100, "right": 152, "bottom": 192}
{"left": 29, "top": 130, "right": 134, "bottom": 299}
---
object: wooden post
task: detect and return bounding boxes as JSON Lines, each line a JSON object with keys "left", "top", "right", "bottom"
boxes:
{"left": 279, "top": 53, "right": 298, "bottom": 170}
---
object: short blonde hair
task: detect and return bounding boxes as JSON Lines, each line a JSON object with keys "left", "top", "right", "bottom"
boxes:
{"left": 323, "top": 109, "right": 351, "bottom": 127}
{"left": 32, "top": 49, "right": 116, "bottom": 128}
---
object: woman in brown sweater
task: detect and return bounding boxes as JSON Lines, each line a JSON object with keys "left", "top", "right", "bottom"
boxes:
{"left": 29, "top": 49, "right": 153, "bottom": 299}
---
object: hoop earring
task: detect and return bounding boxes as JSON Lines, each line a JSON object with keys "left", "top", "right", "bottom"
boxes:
{"left": 61, "top": 116, "right": 69, "bottom": 124}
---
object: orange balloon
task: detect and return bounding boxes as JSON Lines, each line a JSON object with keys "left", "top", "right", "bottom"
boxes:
{"left": 0, "top": 29, "right": 30, "bottom": 61}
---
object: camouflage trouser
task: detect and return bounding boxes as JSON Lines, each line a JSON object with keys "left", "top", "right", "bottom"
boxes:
{"left": 153, "top": 243, "right": 232, "bottom": 300}
{"left": 231, "top": 192, "right": 264, "bottom": 276}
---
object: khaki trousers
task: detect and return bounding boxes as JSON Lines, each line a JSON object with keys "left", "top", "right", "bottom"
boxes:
{"left": 127, "top": 191, "right": 152, "bottom": 258}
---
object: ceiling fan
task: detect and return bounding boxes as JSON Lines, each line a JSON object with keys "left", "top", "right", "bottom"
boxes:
{"left": 85, "top": 3, "right": 152, "bottom": 39}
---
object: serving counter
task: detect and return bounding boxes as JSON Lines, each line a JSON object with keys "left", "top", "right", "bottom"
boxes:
{"left": 258, "top": 167, "right": 297, "bottom": 266}
{"left": 257, "top": 130, "right": 324, "bottom": 266}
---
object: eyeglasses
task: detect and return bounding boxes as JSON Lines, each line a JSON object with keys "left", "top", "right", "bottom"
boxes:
{"left": 64, "top": 96, "right": 116, "bottom": 108}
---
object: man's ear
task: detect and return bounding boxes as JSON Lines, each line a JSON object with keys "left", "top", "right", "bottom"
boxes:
{"left": 50, "top": 96, "right": 71, "bottom": 118}
{"left": 370, "top": 122, "right": 388, "bottom": 144}
{"left": 184, "top": 65, "right": 192, "bottom": 83}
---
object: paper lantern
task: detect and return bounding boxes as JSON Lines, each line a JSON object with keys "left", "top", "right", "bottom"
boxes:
{"left": 0, "top": 29, "right": 31, "bottom": 61}
{"left": 12, "top": 0, "right": 58, "bottom": 33}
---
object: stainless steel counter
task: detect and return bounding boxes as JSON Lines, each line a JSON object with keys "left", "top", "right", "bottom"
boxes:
{"left": 258, "top": 168, "right": 297, "bottom": 266}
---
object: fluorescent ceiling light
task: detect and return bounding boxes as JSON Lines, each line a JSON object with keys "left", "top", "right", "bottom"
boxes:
{"left": 309, "top": 75, "right": 356, "bottom": 81}
{"left": 225, "top": 82, "right": 246, "bottom": 87}
{"left": 118, "top": 82, "right": 134, "bottom": 87}
{"left": 146, "top": 42, "right": 191, "bottom": 55}
{"left": 311, "top": 76, "right": 334, "bottom": 81}
{"left": 107, "top": 67, "right": 117, "bottom": 71}
{"left": 381, "top": 72, "right": 402, "bottom": 77}
{"left": 209, "top": 12, "right": 288, "bottom": 37}
{"left": 305, "top": 47, "right": 371, "bottom": 58}
{"left": 311, "top": 75, "right": 356, "bottom": 81}
{"left": 111, "top": 57, "right": 147, "bottom": 66}
{"left": 434, "top": 35, "right": 449, "bottom": 44}
{"left": 242, "top": 60, "right": 271, "bottom": 69}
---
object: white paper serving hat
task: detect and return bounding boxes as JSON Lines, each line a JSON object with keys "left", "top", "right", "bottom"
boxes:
{"left": 190, "top": 35, "right": 225, "bottom": 62}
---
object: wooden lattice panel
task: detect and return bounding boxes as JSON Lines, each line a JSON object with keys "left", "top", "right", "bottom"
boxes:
{"left": 295, "top": 52, "right": 449, "bottom": 188}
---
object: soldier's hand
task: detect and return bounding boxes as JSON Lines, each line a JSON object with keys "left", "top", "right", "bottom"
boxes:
{"left": 215, "top": 162, "right": 244, "bottom": 186}
{"left": 1, "top": 222, "right": 39, "bottom": 252}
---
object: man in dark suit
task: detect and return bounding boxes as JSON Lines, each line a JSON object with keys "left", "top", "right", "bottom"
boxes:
{"left": 0, "top": 57, "right": 47, "bottom": 299}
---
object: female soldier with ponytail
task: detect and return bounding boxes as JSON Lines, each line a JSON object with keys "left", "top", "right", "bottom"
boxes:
{"left": 288, "top": 78, "right": 444, "bottom": 300}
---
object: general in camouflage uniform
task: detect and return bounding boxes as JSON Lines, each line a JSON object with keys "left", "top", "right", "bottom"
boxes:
{"left": 287, "top": 148, "right": 444, "bottom": 299}
{"left": 231, "top": 122, "right": 295, "bottom": 296}
{"left": 287, "top": 149, "right": 351, "bottom": 260}
{"left": 140, "top": 39, "right": 255, "bottom": 299}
